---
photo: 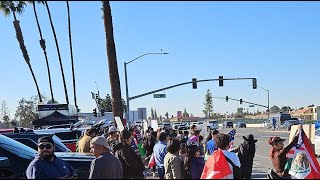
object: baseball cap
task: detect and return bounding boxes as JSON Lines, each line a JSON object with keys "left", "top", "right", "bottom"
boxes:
{"left": 108, "top": 126, "right": 119, "bottom": 134}
{"left": 38, "top": 136, "right": 54, "bottom": 145}
{"left": 91, "top": 136, "right": 113, "bottom": 151}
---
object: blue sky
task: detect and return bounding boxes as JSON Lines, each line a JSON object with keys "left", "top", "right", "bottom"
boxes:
{"left": 1, "top": 1, "right": 320, "bottom": 119}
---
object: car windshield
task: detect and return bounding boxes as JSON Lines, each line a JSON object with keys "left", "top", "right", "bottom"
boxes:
{"left": 0, "top": 134, "right": 36, "bottom": 160}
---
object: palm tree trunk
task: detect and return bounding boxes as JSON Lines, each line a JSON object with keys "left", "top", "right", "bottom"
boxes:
{"left": 33, "top": 1, "right": 54, "bottom": 103}
{"left": 66, "top": 1, "right": 77, "bottom": 110}
{"left": 102, "top": 1, "right": 123, "bottom": 123}
{"left": 45, "top": 1, "right": 69, "bottom": 104}
{"left": 12, "top": 10, "right": 42, "bottom": 103}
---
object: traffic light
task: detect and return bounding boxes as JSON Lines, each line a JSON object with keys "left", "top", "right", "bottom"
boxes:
{"left": 95, "top": 94, "right": 99, "bottom": 100}
{"left": 192, "top": 78, "right": 197, "bottom": 89}
{"left": 240, "top": 99, "right": 243, "bottom": 104}
{"left": 252, "top": 78, "right": 257, "bottom": 89}
{"left": 93, "top": 108, "right": 97, "bottom": 117}
{"left": 101, "top": 108, "right": 105, "bottom": 116}
{"left": 219, "top": 76, "right": 223, "bottom": 87}
{"left": 226, "top": 96, "right": 229, "bottom": 102}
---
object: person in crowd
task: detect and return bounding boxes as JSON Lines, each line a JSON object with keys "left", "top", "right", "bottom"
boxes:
{"left": 115, "top": 129, "right": 145, "bottom": 179}
{"left": 102, "top": 127, "right": 110, "bottom": 138}
{"left": 89, "top": 136, "right": 123, "bottom": 179}
{"left": 164, "top": 138, "right": 185, "bottom": 179}
{"left": 106, "top": 126, "right": 120, "bottom": 147}
{"left": 268, "top": 130, "right": 300, "bottom": 178}
{"left": 181, "top": 131, "right": 189, "bottom": 144}
{"left": 153, "top": 131, "right": 169, "bottom": 179}
{"left": 189, "top": 125, "right": 197, "bottom": 137}
{"left": 272, "top": 117, "right": 277, "bottom": 131}
{"left": 149, "top": 128, "right": 158, "bottom": 141}
{"left": 198, "top": 135, "right": 205, "bottom": 157}
{"left": 206, "top": 129, "right": 219, "bottom": 156}
{"left": 13, "top": 127, "right": 19, "bottom": 133}
{"left": 129, "top": 127, "right": 141, "bottom": 157}
{"left": 143, "top": 131, "right": 157, "bottom": 177}
{"left": 184, "top": 144, "right": 205, "bottom": 179}
{"left": 77, "top": 128, "right": 97, "bottom": 153}
{"left": 26, "top": 136, "right": 78, "bottom": 179}
{"left": 229, "top": 134, "right": 258, "bottom": 179}
{"left": 179, "top": 143, "right": 187, "bottom": 160}
{"left": 187, "top": 130, "right": 200, "bottom": 145}
{"left": 201, "top": 133, "right": 241, "bottom": 179}
{"left": 177, "top": 130, "right": 183, "bottom": 141}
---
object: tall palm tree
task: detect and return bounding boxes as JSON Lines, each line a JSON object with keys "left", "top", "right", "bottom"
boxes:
{"left": 28, "top": 1, "right": 54, "bottom": 103}
{"left": 102, "top": 1, "right": 123, "bottom": 123}
{"left": 0, "top": 1, "right": 42, "bottom": 102}
{"left": 66, "top": 1, "right": 77, "bottom": 111}
{"left": 44, "top": 1, "right": 69, "bottom": 104}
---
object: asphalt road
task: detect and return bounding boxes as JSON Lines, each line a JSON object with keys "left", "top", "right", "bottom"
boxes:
{"left": 146, "top": 127, "right": 320, "bottom": 179}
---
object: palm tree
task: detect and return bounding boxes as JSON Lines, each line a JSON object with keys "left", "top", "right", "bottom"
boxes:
{"left": 44, "top": 1, "right": 69, "bottom": 104}
{"left": 66, "top": 1, "right": 77, "bottom": 111}
{"left": 0, "top": 1, "right": 42, "bottom": 102}
{"left": 102, "top": 1, "right": 123, "bottom": 123}
{"left": 28, "top": 1, "right": 54, "bottom": 103}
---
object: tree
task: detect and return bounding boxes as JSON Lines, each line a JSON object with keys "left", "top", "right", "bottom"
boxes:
{"left": 102, "top": 1, "right": 123, "bottom": 122}
{"left": 280, "top": 106, "right": 291, "bottom": 113}
{"left": 151, "top": 108, "right": 154, "bottom": 119}
{"left": 44, "top": 1, "right": 69, "bottom": 104}
{"left": 66, "top": 1, "right": 77, "bottom": 110}
{"left": 165, "top": 112, "right": 169, "bottom": 119}
{"left": 0, "top": 1, "right": 42, "bottom": 102}
{"left": 203, "top": 89, "right": 213, "bottom": 118}
{"left": 98, "top": 94, "right": 126, "bottom": 113}
{"left": 1, "top": 100, "right": 10, "bottom": 128}
{"left": 270, "top": 105, "right": 280, "bottom": 114}
{"left": 10, "top": 119, "right": 17, "bottom": 127}
{"left": 236, "top": 107, "right": 245, "bottom": 118}
{"left": 183, "top": 107, "right": 189, "bottom": 118}
{"left": 154, "top": 109, "right": 158, "bottom": 119}
{"left": 15, "top": 97, "right": 39, "bottom": 128}
{"left": 27, "top": 1, "right": 54, "bottom": 103}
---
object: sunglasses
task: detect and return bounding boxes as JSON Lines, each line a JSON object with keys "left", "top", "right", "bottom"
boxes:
{"left": 38, "top": 143, "right": 53, "bottom": 150}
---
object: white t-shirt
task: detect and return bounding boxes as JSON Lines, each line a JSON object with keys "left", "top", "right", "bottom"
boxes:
{"left": 222, "top": 150, "right": 241, "bottom": 179}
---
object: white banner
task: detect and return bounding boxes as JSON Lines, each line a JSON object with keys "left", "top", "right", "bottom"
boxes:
{"left": 151, "top": 120, "right": 158, "bottom": 131}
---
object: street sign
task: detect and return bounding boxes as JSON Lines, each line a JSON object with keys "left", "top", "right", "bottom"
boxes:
{"left": 154, "top": 94, "right": 166, "bottom": 98}
{"left": 249, "top": 105, "right": 255, "bottom": 107}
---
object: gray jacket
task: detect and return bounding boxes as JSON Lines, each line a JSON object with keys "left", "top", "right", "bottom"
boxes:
{"left": 164, "top": 152, "right": 185, "bottom": 179}
{"left": 89, "top": 152, "right": 123, "bottom": 179}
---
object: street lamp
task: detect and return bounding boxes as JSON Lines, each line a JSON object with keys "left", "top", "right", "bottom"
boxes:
{"left": 124, "top": 51, "right": 169, "bottom": 124}
{"left": 249, "top": 85, "right": 270, "bottom": 119}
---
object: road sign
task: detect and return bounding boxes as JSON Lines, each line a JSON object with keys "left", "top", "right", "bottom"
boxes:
{"left": 154, "top": 94, "right": 166, "bottom": 98}
{"left": 249, "top": 105, "right": 255, "bottom": 107}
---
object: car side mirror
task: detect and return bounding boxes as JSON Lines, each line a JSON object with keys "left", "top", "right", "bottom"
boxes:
{"left": 0, "top": 157, "right": 11, "bottom": 168}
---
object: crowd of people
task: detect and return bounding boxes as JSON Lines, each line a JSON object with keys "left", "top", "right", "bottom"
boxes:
{"left": 24, "top": 123, "right": 304, "bottom": 179}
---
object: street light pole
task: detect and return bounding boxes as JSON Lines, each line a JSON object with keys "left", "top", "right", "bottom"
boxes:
{"left": 124, "top": 51, "right": 169, "bottom": 125}
{"left": 248, "top": 85, "right": 270, "bottom": 119}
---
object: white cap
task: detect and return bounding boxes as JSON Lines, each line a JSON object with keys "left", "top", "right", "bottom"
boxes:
{"left": 90, "top": 136, "right": 112, "bottom": 151}
{"left": 108, "top": 126, "right": 119, "bottom": 134}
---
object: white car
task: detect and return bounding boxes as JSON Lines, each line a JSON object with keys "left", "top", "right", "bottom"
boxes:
{"left": 315, "top": 128, "right": 320, "bottom": 157}
{"left": 189, "top": 121, "right": 204, "bottom": 131}
{"left": 207, "top": 120, "right": 219, "bottom": 130}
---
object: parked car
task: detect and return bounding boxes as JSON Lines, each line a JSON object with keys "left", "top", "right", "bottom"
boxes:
{"left": 171, "top": 122, "right": 182, "bottom": 130}
{"left": 269, "top": 113, "right": 292, "bottom": 125}
{"left": 235, "top": 121, "right": 246, "bottom": 128}
{"left": 189, "top": 121, "right": 204, "bottom": 131}
{"left": 223, "top": 121, "right": 234, "bottom": 128}
{"left": 0, "top": 156, "right": 17, "bottom": 179}
{"left": 279, "top": 119, "right": 300, "bottom": 131}
{"left": 206, "top": 120, "right": 219, "bottom": 130}
{"left": 33, "top": 128, "right": 84, "bottom": 152}
{"left": 315, "top": 128, "right": 320, "bottom": 157}
{"left": 162, "top": 122, "right": 172, "bottom": 130}
{"left": 315, "top": 120, "right": 320, "bottom": 130}
{"left": 2, "top": 131, "right": 71, "bottom": 152}
{"left": 0, "top": 134, "right": 94, "bottom": 179}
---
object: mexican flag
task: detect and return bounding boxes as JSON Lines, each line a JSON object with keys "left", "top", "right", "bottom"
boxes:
{"left": 285, "top": 129, "right": 320, "bottom": 179}
{"left": 200, "top": 149, "right": 232, "bottom": 179}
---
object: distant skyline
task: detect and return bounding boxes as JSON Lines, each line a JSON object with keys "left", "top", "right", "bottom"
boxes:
{"left": 1, "top": 1, "right": 320, "bottom": 119}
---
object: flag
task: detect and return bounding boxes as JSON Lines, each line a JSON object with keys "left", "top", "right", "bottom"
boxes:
{"left": 285, "top": 129, "right": 320, "bottom": 179}
{"left": 200, "top": 149, "right": 232, "bottom": 179}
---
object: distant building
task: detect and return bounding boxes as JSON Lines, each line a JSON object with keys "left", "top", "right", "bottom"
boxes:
{"left": 291, "top": 106, "right": 320, "bottom": 121}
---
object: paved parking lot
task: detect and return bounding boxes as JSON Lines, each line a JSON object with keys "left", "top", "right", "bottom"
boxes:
{"left": 146, "top": 127, "right": 320, "bottom": 179}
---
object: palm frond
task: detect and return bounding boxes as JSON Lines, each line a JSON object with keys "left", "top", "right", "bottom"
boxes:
{"left": 0, "top": 1, "right": 11, "bottom": 17}
{"left": 15, "top": 1, "right": 26, "bottom": 14}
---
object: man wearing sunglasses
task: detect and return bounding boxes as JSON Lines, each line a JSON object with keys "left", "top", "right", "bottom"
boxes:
{"left": 26, "top": 136, "right": 78, "bottom": 179}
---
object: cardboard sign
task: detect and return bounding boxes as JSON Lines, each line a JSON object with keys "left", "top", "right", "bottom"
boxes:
{"left": 115, "top": 116, "right": 124, "bottom": 132}
{"left": 289, "top": 124, "right": 315, "bottom": 144}
{"left": 151, "top": 120, "right": 158, "bottom": 131}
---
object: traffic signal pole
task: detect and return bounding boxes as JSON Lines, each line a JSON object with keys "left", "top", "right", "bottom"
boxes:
{"left": 129, "top": 77, "right": 257, "bottom": 101}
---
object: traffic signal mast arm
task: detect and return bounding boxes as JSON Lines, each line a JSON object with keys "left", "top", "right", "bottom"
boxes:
{"left": 214, "top": 96, "right": 268, "bottom": 108}
{"left": 129, "top": 77, "right": 257, "bottom": 101}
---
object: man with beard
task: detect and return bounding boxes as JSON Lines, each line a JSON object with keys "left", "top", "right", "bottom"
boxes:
{"left": 26, "top": 136, "right": 77, "bottom": 179}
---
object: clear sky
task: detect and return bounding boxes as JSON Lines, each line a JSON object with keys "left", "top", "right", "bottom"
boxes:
{"left": 1, "top": 1, "right": 320, "bottom": 119}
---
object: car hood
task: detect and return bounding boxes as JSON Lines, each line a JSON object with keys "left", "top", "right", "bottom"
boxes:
{"left": 55, "top": 152, "right": 95, "bottom": 162}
